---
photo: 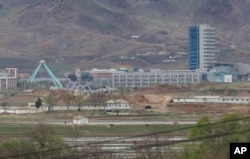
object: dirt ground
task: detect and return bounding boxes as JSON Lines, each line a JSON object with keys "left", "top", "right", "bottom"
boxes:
{"left": 125, "top": 94, "right": 172, "bottom": 110}
{"left": 124, "top": 83, "right": 250, "bottom": 114}
{"left": 1, "top": 83, "right": 250, "bottom": 115}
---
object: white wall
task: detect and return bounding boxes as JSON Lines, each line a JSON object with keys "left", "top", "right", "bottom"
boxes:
{"left": 0, "top": 106, "right": 47, "bottom": 114}
{"left": 50, "top": 105, "right": 131, "bottom": 111}
{"left": 224, "top": 75, "right": 232, "bottom": 83}
{"left": 73, "top": 117, "right": 88, "bottom": 125}
{"left": 0, "top": 104, "right": 131, "bottom": 114}
{"left": 173, "top": 96, "right": 250, "bottom": 104}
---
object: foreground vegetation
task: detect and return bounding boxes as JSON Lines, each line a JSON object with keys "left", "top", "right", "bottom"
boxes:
{"left": 0, "top": 113, "right": 249, "bottom": 159}
{"left": 179, "top": 113, "right": 250, "bottom": 159}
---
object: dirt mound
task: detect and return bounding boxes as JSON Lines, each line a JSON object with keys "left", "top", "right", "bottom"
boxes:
{"left": 133, "top": 85, "right": 191, "bottom": 94}
{"left": 125, "top": 94, "right": 173, "bottom": 110}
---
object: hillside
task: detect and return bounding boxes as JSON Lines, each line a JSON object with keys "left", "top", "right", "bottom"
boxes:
{"left": 0, "top": 0, "right": 250, "bottom": 74}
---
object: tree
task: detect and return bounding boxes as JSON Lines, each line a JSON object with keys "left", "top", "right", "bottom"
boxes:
{"left": 89, "top": 93, "right": 106, "bottom": 110}
{"left": 111, "top": 92, "right": 120, "bottom": 107}
{"left": 27, "top": 123, "right": 70, "bottom": 159}
{"left": 75, "top": 95, "right": 86, "bottom": 111}
{"left": 0, "top": 139, "right": 36, "bottom": 159}
{"left": 1, "top": 102, "right": 7, "bottom": 113}
{"left": 81, "top": 72, "right": 93, "bottom": 81}
{"left": 0, "top": 123, "right": 71, "bottom": 159}
{"left": 68, "top": 74, "right": 77, "bottom": 81}
{"left": 63, "top": 93, "right": 72, "bottom": 111}
{"left": 44, "top": 92, "right": 56, "bottom": 112}
{"left": 35, "top": 97, "right": 42, "bottom": 108}
{"left": 180, "top": 113, "right": 246, "bottom": 159}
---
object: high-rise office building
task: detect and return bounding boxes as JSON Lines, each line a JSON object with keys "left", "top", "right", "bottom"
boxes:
{"left": 188, "top": 24, "right": 216, "bottom": 71}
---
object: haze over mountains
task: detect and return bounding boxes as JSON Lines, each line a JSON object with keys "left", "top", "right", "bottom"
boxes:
{"left": 1, "top": 0, "right": 250, "bottom": 74}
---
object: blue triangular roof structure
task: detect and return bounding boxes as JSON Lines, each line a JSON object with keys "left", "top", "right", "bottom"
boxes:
{"left": 27, "top": 60, "right": 63, "bottom": 88}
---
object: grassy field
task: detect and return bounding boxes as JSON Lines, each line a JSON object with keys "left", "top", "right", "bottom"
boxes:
{"left": 0, "top": 123, "right": 188, "bottom": 137}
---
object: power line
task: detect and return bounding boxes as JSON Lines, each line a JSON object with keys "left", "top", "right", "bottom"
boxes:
{"left": 62, "top": 115, "right": 250, "bottom": 147}
{"left": 1, "top": 115, "right": 249, "bottom": 159}
{"left": 52, "top": 128, "right": 250, "bottom": 159}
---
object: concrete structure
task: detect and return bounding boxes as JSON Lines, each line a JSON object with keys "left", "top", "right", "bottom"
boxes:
{"left": 206, "top": 62, "right": 250, "bottom": 82}
{"left": 72, "top": 88, "right": 85, "bottom": 96}
{"left": 224, "top": 75, "right": 233, "bottom": 83}
{"left": 0, "top": 106, "right": 47, "bottom": 114}
{"left": 89, "top": 68, "right": 117, "bottom": 79}
{"left": 0, "top": 68, "right": 17, "bottom": 91}
{"left": 75, "top": 68, "right": 81, "bottom": 81}
{"left": 48, "top": 99, "right": 130, "bottom": 111}
{"left": 112, "top": 70, "right": 201, "bottom": 88}
{"left": 173, "top": 96, "right": 250, "bottom": 104}
{"left": 206, "top": 72, "right": 233, "bottom": 83}
{"left": 73, "top": 116, "right": 88, "bottom": 125}
{"left": 189, "top": 24, "right": 216, "bottom": 71}
{"left": 106, "top": 99, "right": 130, "bottom": 109}
{"left": 50, "top": 104, "right": 130, "bottom": 111}
{"left": 18, "top": 73, "right": 30, "bottom": 79}
{"left": 89, "top": 68, "right": 121, "bottom": 87}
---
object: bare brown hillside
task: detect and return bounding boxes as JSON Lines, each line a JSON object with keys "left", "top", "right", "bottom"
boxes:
{"left": 0, "top": 0, "right": 250, "bottom": 73}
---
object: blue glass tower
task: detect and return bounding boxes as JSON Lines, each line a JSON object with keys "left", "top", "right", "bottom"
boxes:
{"left": 188, "top": 26, "right": 199, "bottom": 70}
{"left": 189, "top": 24, "right": 216, "bottom": 71}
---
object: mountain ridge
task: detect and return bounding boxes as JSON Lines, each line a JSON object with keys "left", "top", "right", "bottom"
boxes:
{"left": 0, "top": 0, "right": 250, "bottom": 74}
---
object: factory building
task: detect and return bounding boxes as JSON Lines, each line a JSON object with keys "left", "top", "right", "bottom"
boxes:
{"left": 89, "top": 68, "right": 115, "bottom": 79}
{"left": 88, "top": 68, "right": 126, "bottom": 87}
{"left": 206, "top": 62, "right": 250, "bottom": 82}
{"left": 0, "top": 68, "right": 17, "bottom": 91}
{"left": 112, "top": 70, "right": 201, "bottom": 88}
{"left": 189, "top": 24, "right": 216, "bottom": 71}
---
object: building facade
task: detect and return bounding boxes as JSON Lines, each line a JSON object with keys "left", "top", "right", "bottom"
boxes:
{"left": 173, "top": 96, "right": 250, "bottom": 104}
{"left": 189, "top": 24, "right": 216, "bottom": 71}
{"left": 112, "top": 70, "right": 201, "bottom": 88}
{"left": 189, "top": 26, "right": 200, "bottom": 70}
{"left": 106, "top": 99, "right": 130, "bottom": 109}
{"left": 0, "top": 68, "right": 17, "bottom": 91}
{"left": 206, "top": 62, "right": 250, "bottom": 82}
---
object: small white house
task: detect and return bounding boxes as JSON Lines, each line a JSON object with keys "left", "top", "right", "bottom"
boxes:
{"left": 73, "top": 116, "right": 88, "bottom": 125}
{"left": 106, "top": 99, "right": 130, "bottom": 109}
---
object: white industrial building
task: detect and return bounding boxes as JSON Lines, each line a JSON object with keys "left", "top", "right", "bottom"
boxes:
{"left": 112, "top": 70, "right": 201, "bottom": 88}
{"left": 48, "top": 99, "right": 130, "bottom": 111}
{"left": 198, "top": 24, "right": 216, "bottom": 71}
{"left": 189, "top": 24, "right": 216, "bottom": 71}
{"left": 106, "top": 99, "right": 130, "bottom": 109}
{"left": 0, "top": 68, "right": 17, "bottom": 91}
{"left": 173, "top": 96, "right": 250, "bottom": 104}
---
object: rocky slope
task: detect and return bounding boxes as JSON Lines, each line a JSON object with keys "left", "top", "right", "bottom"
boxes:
{"left": 0, "top": 0, "right": 250, "bottom": 74}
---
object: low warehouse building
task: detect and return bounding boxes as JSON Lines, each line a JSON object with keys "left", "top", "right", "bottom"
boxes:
{"left": 173, "top": 96, "right": 249, "bottom": 104}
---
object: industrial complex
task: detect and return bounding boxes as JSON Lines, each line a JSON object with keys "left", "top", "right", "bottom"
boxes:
{"left": 112, "top": 70, "right": 200, "bottom": 88}
{"left": 1, "top": 24, "right": 250, "bottom": 91}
